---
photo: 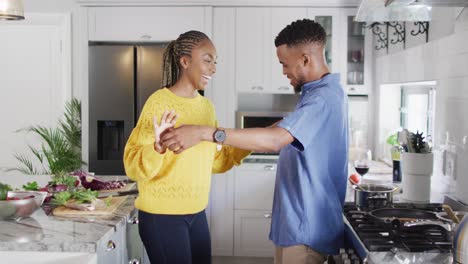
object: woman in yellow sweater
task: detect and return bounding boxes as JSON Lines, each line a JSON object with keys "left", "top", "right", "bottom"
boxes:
{"left": 123, "top": 30, "right": 250, "bottom": 264}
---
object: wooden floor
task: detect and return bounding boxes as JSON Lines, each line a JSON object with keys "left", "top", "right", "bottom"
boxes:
{"left": 212, "top": 256, "right": 273, "bottom": 264}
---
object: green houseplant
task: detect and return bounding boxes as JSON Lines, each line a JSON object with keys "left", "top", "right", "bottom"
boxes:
{"left": 6, "top": 98, "right": 84, "bottom": 188}
{"left": 400, "top": 130, "right": 433, "bottom": 202}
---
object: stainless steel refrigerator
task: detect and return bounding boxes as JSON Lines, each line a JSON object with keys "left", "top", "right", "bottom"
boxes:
{"left": 88, "top": 43, "right": 167, "bottom": 175}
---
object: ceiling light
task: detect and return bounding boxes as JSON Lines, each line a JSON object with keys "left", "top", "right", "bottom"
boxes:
{"left": 0, "top": 0, "right": 24, "bottom": 21}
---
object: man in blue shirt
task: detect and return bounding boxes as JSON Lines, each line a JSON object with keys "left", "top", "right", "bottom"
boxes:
{"left": 160, "top": 19, "right": 348, "bottom": 264}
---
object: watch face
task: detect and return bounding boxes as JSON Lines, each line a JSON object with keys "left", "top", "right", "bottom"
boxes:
{"left": 214, "top": 130, "right": 226, "bottom": 143}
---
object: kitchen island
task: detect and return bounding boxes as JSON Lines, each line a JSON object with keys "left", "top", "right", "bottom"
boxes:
{"left": 0, "top": 177, "right": 145, "bottom": 264}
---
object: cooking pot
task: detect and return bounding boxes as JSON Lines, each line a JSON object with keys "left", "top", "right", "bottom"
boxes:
{"left": 353, "top": 184, "right": 397, "bottom": 208}
{"left": 454, "top": 213, "right": 468, "bottom": 263}
{"left": 368, "top": 208, "right": 452, "bottom": 232}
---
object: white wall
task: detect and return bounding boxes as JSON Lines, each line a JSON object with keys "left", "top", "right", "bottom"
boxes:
{"left": 23, "top": 0, "right": 84, "bottom": 100}
{"left": 374, "top": 8, "right": 468, "bottom": 192}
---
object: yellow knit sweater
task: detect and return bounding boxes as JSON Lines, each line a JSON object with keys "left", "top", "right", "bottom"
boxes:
{"left": 124, "top": 88, "right": 250, "bottom": 215}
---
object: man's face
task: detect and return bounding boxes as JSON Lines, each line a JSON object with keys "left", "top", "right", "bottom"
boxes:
{"left": 276, "top": 44, "right": 306, "bottom": 93}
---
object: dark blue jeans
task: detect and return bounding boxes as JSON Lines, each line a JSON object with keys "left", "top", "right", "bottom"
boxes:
{"left": 138, "top": 210, "right": 211, "bottom": 264}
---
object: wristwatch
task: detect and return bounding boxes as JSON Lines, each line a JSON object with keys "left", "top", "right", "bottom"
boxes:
{"left": 213, "top": 127, "right": 226, "bottom": 144}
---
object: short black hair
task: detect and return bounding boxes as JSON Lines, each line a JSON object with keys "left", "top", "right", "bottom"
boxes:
{"left": 274, "top": 19, "right": 326, "bottom": 48}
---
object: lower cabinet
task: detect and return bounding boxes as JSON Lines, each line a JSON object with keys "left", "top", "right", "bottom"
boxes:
{"left": 234, "top": 210, "right": 274, "bottom": 257}
{"left": 98, "top": 209, "right": 149, "bottom": 264}
{"left": 126, "top": 209, "right": 150, "bottom": 264}
{"left": 233, "top": 161, "right": 277, "bottom": 257}
{"left": 97, "top": 222, "right": 126, "bottom": 264}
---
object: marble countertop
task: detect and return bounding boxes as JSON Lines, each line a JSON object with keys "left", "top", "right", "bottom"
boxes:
{"left": 0, "top": 176, "right": 136, "bottom": 253}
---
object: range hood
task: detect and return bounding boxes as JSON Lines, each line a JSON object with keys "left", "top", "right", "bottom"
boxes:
{"left": 356, "top": 0, "right": 468, "bottom": 22}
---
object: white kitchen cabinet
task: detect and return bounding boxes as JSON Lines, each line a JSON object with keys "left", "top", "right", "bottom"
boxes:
{"left": 125, "top": 210, "right": 150, "bottom": 264}
{"left": 236, "top": 7, "right": 308, "bottom": 94}
{"left": 235, "top": 8, "right": 272, "bottom": 94}
{"left": 88, "top": 7, "right": 211, "bottom": 41}
{"left": 97, "top": 221, "right": 126, "bottom": 264}
{"left": 233, "top": 161, "right": 277, "bottom": 257}
{"left": 234, "top": 210, "right": 274, "bottom": 257}
{"left": 210, "top": 7, "right": 238, "bottom": 256}
{"left": 234, "top": 162, "right": 276, "bottom": 210}
{"left": 307, "top": 8, "right": 340, "bottom": 74}
{"left": 236, "top": 7, "right": 347, "bottom": 94}
{"left": 339, "top": 8, "right": 373, "bottom": 95}
{"left": 270, "top": 8, "right": 308, "bottom": 94}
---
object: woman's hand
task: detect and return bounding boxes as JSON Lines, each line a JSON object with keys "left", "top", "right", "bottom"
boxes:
{"left": 153, "top": 110, "right": 178, "bottom": 154}
{"left": 160, "top": 125, "right": 205, "bottom": 154}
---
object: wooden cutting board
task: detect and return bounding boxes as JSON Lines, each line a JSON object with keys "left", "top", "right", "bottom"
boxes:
{"left": 53, "top": 196, "right": 128, "bottom": 217}
{"left": 98, "top": 182, "right": 136, "bottom": 193}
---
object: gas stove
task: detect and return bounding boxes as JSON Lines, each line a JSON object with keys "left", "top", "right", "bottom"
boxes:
{"left": 343, "top": 202, "right": 454, "bottom": 264}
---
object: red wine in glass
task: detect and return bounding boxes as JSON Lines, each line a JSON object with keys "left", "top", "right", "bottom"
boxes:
{"left": 355, "top": 165, "right": 369, "bottom": 176}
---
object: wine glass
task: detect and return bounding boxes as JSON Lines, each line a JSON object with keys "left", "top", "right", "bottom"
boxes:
{"left": 354, "top": 149, "right": 371, "bottom": 181}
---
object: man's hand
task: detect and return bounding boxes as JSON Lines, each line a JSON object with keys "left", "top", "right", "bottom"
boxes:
{"left": 160, "top": 125, "right": 205, "bottom": 154}
{"left": 153, "top": 110, "right": 178, "bottom": 154}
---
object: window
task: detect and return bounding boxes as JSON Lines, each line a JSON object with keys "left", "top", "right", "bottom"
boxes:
{"left": 377, "top": 81, "right": 436, "bottom": 161}
{"left": 400, "top": 85, "right": 435, "bottom": 139}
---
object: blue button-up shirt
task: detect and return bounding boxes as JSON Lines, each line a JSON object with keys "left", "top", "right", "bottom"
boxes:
{"left": 270, "top": 73, "right": 348, "bottom": 255}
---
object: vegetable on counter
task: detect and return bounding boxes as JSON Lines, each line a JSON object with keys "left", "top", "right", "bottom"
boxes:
{"left": 72, "top": 171, "right": 126, "bottom": 191}
{"left": 22, "top": 181, "right": 39, "bottom": 191}
{"left": 51, "top": 189, "right": 107, "bottom": 211}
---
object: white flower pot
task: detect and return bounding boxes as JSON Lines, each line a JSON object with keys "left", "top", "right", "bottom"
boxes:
{"left": 401, "top": 152, "right": 434, "bottom": 202}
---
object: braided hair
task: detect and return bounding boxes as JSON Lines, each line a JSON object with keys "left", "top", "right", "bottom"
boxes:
{"left": 162, "top": 30, "right": 210, "bottom": 88}
{"left": 274, "top": 19, "right": 326, "bottom": 48}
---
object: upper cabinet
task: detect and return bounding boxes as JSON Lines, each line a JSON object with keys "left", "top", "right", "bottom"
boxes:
{"left": 88, "top": 7, "right": 211, "bottom": 41}
{"left": 339, "top": 8, "right": 372, "bottom": 95}
{"left": 270, "top": 8, "right": 309, "bottom": 94}
{"left": 307, "top": 8, "right": 340, "bottom": 74}
{"left": 236, "top": 8, "right": 308, "bottom": 94}
{"left": 235, "top": 8, "right": 272, "bottom": 94}
{"left": 234, "top": 7, "right": 371, "bottom": 95}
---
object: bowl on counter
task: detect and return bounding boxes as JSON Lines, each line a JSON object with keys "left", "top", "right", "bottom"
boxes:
{"left": 0, "top": 191, "right": 47, "bottom": 220}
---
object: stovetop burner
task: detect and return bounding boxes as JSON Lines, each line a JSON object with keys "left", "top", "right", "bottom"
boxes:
{"left": 344, "top": 203, "right": 453, "bottom": 254}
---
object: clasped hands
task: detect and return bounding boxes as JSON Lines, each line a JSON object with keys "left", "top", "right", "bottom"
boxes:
{"left": 153, "top": 110, "right": 203, "bottom": 154}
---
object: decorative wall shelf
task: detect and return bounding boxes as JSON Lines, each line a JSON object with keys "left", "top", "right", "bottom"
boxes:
{"left": 367, "top": 21, "right": 429, "bottom": 53}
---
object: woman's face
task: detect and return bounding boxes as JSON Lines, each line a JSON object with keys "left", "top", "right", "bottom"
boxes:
{"left": 184, "top": 39, "right": 217, "bottom": 90}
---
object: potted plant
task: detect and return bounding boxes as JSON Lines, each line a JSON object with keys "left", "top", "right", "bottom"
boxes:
{"left": 4, "top": 98, "right": 84, "bottom": 191}
{"left": 400, "top": 130, "right": 433, "bottom": 202}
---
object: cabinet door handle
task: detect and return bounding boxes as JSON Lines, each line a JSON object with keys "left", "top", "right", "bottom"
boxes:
{"left": 251, "top": 86, "right": 257, "bottom": 91}
{"left": 106, "top": 240, "right": 116, "bottom": 251}
{"left": 278, "top": 86, "right": 289, "bottom": 91}
{"left": 349, "top": 87, "right": 356, "bottom": 92}
{"left": 264, "top": 213, "right": 272, "bottom": 218}
{"left": 129, "top": 259, "right": 140, "bottom": 264}
{"left": 128, "top": 216, "right": 139, "bottom": 225}
{"left": 140, "top": 34, "right": 152, "bottom": 40}
{"left": 264, "top": 165, "right": 275, "bottom": 171}
{"left": 257, "top": 86, "right": 264, "bottom": 91}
